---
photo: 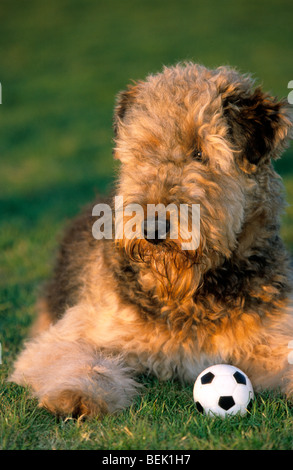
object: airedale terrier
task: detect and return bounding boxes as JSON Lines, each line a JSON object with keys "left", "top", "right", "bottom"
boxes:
{"left": 10, "top": 63, "right": 293, "bottom": 417}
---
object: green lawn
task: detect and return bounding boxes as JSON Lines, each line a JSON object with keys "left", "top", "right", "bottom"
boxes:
{"left": 1, "top": 0, "right": 293, "bottom": 451}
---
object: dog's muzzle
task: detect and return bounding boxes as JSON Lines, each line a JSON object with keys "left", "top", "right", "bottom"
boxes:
{"left": 142, "top": 217, "right": 171, "bottom": 245}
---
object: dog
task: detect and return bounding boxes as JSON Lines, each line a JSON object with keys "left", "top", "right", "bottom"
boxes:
{"left": 10, "top": 62, "right": 293, "bottom": 417}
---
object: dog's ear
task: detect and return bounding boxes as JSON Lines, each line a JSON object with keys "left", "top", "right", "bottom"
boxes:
{"left": 113, "top": 82, "right": 141, "bottom": 136}
{"left": 223, "top": 86, "right": 292, "bottom": 165}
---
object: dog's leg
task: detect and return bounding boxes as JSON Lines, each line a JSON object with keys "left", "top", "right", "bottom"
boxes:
{"left": 227, "top": 309, "right": 293, "bottom": 397}
{"left": 9, "top": 305, "right": 140, "bottom": 417}
{"left": 209, "top": 305, "right": 293, "bottom": 397}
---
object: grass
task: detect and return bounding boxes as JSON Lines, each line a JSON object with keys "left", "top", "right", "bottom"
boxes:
{"left": 1, "top": 0, "right": 293, "bottom": 450}
{"left": 2, "top": 379, "right": 293, "bottom": 450}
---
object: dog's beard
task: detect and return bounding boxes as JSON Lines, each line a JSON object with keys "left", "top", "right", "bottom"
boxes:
{"left": 116, "top": 235, "right": 211, "bottom": 303}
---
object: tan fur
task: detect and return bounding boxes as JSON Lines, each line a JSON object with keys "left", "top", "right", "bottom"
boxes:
{"left": 9, "top": 63, "right": 293, "bottom": 417}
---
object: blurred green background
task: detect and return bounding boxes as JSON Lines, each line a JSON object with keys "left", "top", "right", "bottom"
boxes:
{"left": 0, "top": 0, "right": 293, "bottom": 450}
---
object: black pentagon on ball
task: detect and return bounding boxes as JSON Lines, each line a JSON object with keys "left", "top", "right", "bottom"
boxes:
{"left": 200, "top": 372, "right": 215, "bottom": 384}
{"left": 195, "top": 401, "right": 204, "bottom": 414}
{"left": 233, "top": 371, "right": 247, "bottom": 385}
{"left": 218, "top": 396, "right": 235, "bottom": 410}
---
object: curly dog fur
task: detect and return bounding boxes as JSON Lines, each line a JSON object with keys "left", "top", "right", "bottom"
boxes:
{"left": 10, "top": 62, "right": 293, "bottom": 417}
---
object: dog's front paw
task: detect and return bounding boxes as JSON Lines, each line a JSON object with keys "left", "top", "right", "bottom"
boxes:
{"left": 40, "top": 389, "right": 109, "bottom": 418}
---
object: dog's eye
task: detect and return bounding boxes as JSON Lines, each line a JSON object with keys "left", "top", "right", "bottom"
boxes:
{"left": 191, "top": 149, "right": 203, "bottom": 161}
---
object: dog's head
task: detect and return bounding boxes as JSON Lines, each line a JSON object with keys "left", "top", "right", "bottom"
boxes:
{"left": 112, "top": 63, "right": 292, "bottom": 299}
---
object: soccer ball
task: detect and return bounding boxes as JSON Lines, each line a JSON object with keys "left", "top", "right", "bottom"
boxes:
{"left": 193, "top": 364, "right": 254, "bottom": 417}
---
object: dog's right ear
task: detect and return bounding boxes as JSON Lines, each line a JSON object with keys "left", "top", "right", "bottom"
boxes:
{"left": 222, "top": 85, "right": 292, "bottom": 166}
{"left": 113, "top": 82, "right": 141, "bottom": 136}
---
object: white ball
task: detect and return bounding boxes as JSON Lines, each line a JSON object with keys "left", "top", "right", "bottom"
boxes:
{"left": 193, "top": 364, "right": 254, "bottom": 418}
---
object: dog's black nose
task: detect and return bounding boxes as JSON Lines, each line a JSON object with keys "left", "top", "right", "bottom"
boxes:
{"left": 143, "top": 218, "right": 170, "bottom": 244}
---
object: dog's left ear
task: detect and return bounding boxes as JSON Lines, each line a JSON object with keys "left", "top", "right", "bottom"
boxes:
{"left": 223, "top": 86, "right": 292, "bottom": 164}
{"left": 113, "top": 82, "right": 141, "bottom": 136}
